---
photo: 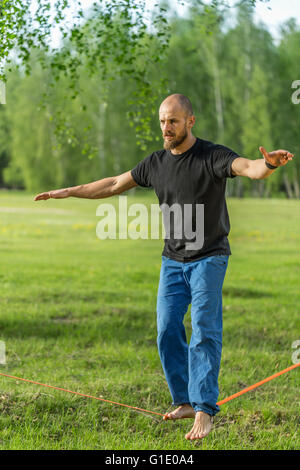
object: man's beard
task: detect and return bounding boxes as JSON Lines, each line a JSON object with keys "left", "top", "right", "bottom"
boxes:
{"left": 163, "top": 126, "right": 188, "bottom": 150}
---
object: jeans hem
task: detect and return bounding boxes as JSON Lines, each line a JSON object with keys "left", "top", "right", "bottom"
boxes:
{"left": 172, "top": 401, "right": 191, "bottom": 407}
{"left": 193, "top": 405, "right": 219, "bottom": 417}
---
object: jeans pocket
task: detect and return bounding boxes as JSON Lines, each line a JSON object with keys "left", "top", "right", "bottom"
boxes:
{"left": 212, "top": 255, "right": 229, "bottom": 266}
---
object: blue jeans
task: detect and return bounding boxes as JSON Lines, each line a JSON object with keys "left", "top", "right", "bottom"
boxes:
{"left": 156, "top": 254, "right": 229, "bottom": 416}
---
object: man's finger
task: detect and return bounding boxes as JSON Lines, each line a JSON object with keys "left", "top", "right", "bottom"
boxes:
{"left": 259, "top": 146, "right": 269, "bottom": 159}
{"left": 34, "top": 192, "right": 50, "bottom": 201}
{"left": 279, "top": 150, "right": 294, "bottom": 157}
{"left": 281, "top": 152, "right": 295, "bottom": 162}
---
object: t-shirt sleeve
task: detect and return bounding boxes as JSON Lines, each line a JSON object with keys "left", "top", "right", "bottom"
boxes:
{"left": 131, "top": 153, "right": 154, "bottom": 188}
{"left": 211, "top": 144, "right": 240, "bottom": 179}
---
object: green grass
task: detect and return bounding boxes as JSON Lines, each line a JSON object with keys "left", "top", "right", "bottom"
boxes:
{"left": 0, "top": 189, "right": 299, "bottom": 450}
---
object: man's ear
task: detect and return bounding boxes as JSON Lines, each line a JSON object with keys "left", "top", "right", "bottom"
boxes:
{"left": 188, "top": 115, "right": 196, "bottom": 129}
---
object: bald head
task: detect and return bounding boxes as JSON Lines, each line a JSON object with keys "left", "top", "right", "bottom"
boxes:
{"left": 159, "top": 94, "right": 196, "bottom": 152}
{"left": 159, "top": 94, "right": 194, "bottom": 118}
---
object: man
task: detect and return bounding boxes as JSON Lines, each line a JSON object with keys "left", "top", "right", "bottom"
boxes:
{"left": 35, "top": 93, "right": 294, "bottom": 440}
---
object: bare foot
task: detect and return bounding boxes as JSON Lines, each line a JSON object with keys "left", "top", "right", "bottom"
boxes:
{"left": 163, "top": 404, "right": 196, "bottom": 421}
{"left": 185, "top": 411, "right": 213, "bottom": 440}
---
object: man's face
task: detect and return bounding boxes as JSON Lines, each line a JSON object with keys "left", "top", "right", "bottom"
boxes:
{"left": 159, "top": 102, "right": 193, "bottom": 150}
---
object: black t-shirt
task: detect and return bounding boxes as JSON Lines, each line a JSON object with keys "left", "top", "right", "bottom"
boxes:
{"left": 130, "top": 137, "right": 239, "bottom": 262}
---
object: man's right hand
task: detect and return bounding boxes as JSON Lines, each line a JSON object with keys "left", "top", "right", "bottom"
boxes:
{"left": 34, "top": 171, "right": 138, "bottom": 201}
{"left": 34, "top": 188, "right": 69, "bottom": 201}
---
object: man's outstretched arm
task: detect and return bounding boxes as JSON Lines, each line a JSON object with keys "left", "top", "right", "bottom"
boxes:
{"left": 231, "top": 146, "right": 295, "bottom": 179}
{"left": 34, "top": 170, "right": 138, "bottom": 201}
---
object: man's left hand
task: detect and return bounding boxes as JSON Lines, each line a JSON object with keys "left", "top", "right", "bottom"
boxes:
{"left": 259, "top": 146, "right": 295, "bottom": 168}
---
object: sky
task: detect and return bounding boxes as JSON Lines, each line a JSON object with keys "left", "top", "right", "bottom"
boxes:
{"left": 45, "top": 0, "right": 300, "bottom": 48}
{"left": 251, "top": 0, "right": 300, "bottom": 24}
{"left": 235, "top": 0, "right": 300, "bottom": 39}
{"left": 162, "top": 0, "right": 300, "bottom": 40}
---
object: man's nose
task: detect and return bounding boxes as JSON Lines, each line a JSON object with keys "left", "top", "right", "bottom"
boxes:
{"left": 163, "top": 122, "right": 172, "bottom": 133}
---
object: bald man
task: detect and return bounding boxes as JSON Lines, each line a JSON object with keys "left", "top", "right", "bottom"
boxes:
{"left": 35, "top": 93, "right": 294, "bottom": 440}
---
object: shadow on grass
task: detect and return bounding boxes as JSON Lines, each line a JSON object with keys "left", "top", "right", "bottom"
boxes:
{"left": 223, "top": 286, "right": 273, "bottom": 299}
{"left": 0, "top": 307, "right": 157, "bottom": 346}
{"left": 2, "top": 288, "right": 154, "bottom": 307}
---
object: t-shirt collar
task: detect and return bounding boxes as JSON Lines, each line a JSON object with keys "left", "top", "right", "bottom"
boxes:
{"left": 166, "top": 137, "right": 200, "bottom": 158}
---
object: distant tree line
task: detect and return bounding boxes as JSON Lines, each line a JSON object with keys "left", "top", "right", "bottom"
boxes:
{"left": 0, "top": 1, "right": 299, "bottom": 198}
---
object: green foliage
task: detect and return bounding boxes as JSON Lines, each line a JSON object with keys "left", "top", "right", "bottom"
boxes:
{"left": 0, "top": 0, "right": 170, "bottom": 151}
{"left": 0, "top": 0, "right": 298, "bottom": 198}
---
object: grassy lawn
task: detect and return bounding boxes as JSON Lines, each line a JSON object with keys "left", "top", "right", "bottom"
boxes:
{"left": 0, "top": 189, "right": 299, "bottom": 450}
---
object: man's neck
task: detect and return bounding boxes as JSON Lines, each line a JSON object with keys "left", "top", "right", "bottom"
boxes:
{"left": 169, "top": 135, "right": 197, "bottom": 155}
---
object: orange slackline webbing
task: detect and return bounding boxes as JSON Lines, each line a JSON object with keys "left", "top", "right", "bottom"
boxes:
{"left": 0, "top": 372, "right": 165, "bottom": 417}
{"left": 0, "top": 362, "right": 299, "bottom": 417}
{"left": 216, "top": 362, "right": 300, "bottom": 406}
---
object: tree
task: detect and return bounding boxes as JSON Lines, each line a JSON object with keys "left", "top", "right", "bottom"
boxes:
{"left": 275, "top": 19, "right": 300, "bottom": 198}
{"left": 0, "top": 106, "right": 10, "bottom": 187}
{"left": 0, "top": 0, "right": 170, "bottom": 152}
{"left": 3, "top": 0, "right": 296, "bottom": 198}
{"left": 0, "top": 0, "right": 270, "bottom": 153}
{"left": 241, "top": 64, "right": 274, "bottom": 197}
